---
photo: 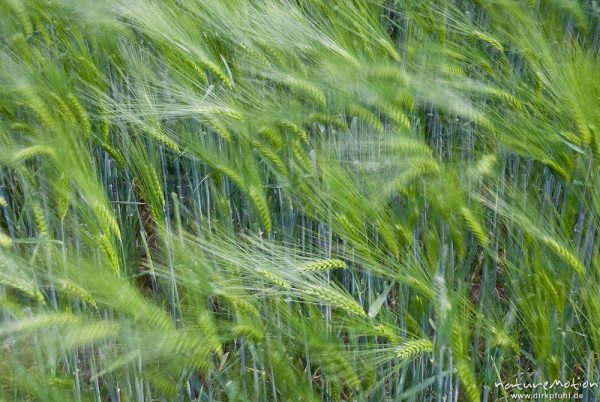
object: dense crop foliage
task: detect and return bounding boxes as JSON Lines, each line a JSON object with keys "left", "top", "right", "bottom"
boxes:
{"left": 1, "top": 0, "right": 600, "bottom": 401}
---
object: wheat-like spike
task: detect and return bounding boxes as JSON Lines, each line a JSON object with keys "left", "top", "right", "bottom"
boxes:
{"left": 219, "top": 293, "right": 260, "bottom": 318}
{"left": 397, "top": 89, "right": 415, "bottom": 111}
{"left": 204, "top": 59, "right": 233, "bottom": 89}
{"left": 473, "top": 31, "right": 504, "bottom": 52}
{"left": 147, "top": 372, "right": 178, "bottom": 397}
{"left": 98, "top": 235, "right": 120, "bottom": 274}
{"left": 92, "top": 201, "right": 121, "bottom": 239}
{"left": 307, "top": 113, "right": 348, "bottom": 130}
{"left": 113, "top": 284, "right": 172, "bottom": 330}
{"left": 57, "top": 279, "right": 97, "bottom": 308}
{"left": 301, "top": 258, "right": 346, "bottom": 272}
{"left": 256, "top": 268, "right": 291, "bottom": 289}
{"left": 32, "top": 201, "right": 48, "bottom": 237}
{"left": 587, "top": 124, "right": 600, "bottom": 167}
{"left": 11, "top": 33, "right": 32, "bottom": 64}
{"left": 146, "top": 127, "right": 180, "bottom": 152}
{"left": 100, "top": 142, "right": 126, "bottom": 169}
{"left": 317, "top": 351, "right": 361, "bottom": 390}
{"left": 334, "top": 213, "right": 364, "bottom": 242}
{"left": 398, "top": 157, "right": 440, "bottom": 184}
{"left": 347, "top": 104, "right": 385, "bottom": 134}
{"left": 366, "top": 65, "right": 408, "bottom": 84}
{"left": 60, "top": 321, "right": 118, "bottom": 347}
{"left": 182, "top": 57, "right": 209, "bottom": 83}
{"left": 205, "top": 117, "right": 232, "bottom": 142}
{"left": 6, "top": 0, "right": 33, "bottom": 36}
{"left": 284, "top": 77, "right": 326, "bottom": 107}
{"left": 441, "top": 63, "right": 466, "bottom": 77}
{"left": 329, "top": 379, "right": 341, "bottom": 402}
{"left": 391, "top": 137, "right": 432, "bottom": 155}
{"left": 66, "top": 94, "right": 91, "bottom": 136}
{"left": 395, "top": 339, "right": 433, "bottom": 359}
{"left": 0, "top": 271, "right": 44, "bottom": 304}
{"left": 143, "top": 162, "right": 166, "bottom": 212}
{"left": 213, "top": 163, "right": 245, "bottom": 190}
{"left": 48, "top": 92, "right": 76, "bottom": 122}
{"left": 373, "top": 324, "right": 400, "bottom": 344}
{"left": 100, "top": 110, "right": 110, "bottom": 141}
{"left": 261, "top": 41, "right": 289, "bottom": 67}
{"left": 0, "top": 313, "right": 84, "bottom": 336}
{"left": 486, "top": 88, "right": 521, "bottom": 110}
{"left": 0, "top": 296, "right": 24, "bottom": 318}
{"left": 248, "top": 185, "right": 272, "bottom": 232}
{"left": 375, "top": 100, "right": 410, "bottom": 129}
{"left": 570, "top": 100, "right": 592, "bottom": 145}
{"left": 460, "top": 207, "right": 489, "bottom": 247}
{"left": 11, "top": 145, "right": 54, "bottom": 162}
{"left": 378, "top": 37, "right": 401, "bottom": 61}
{"left": 279, "top": 120, "right": 308, "bottom": 143}
{"left": 55, "top": 173, "right": 70, "bottom": 221}
{"left": 303, "top": 285, "right": 367, "bottom": 318}
{"left": 239, "top": 42, "right": 271, "bottom": 67}
{"left": 0, "top": 231, "right": 12, "bottom": 249}
{"left": 153, "top": 329, "right": 213, "bottom": 371}
{"left": 258, "top": 125, "right": 283, "bottom": 149}
{"left": 542, "top": 236, "right": 585, "bottom": 276}
{"left": 252, "top": 141, "right": 288, "bottom": 175}
{"left": 376, "top": 218, "right": 401, "bottom": 258}
{"left": 474, "top": 154, "right": 497, "bottom": 176}
{"left": 540, "top": 158, "right": 570, "bottom": 181}
{"left": 292, "top": 140, "right": 313, "bottom": 173}
{"left": 75, "top": 55, "right": 102, "bottom": 84}
{"left": 198, "top": 311, "right": 222, "bottom": 355}
{"left": 490, "top": 326, "right": 519, "bottom": 353}
{"left": 456, "top": 359, "right": 480, "bottom": 402}
{"left": 231, "top": 323, "right": 264, "bottom": 342}
{"left": 9, "top": 122, "right": 31, "bottom": 134}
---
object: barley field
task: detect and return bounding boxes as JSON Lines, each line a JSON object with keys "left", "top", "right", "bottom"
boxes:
{"left": 1, "top": 1, "right": 600, "bottom": 401}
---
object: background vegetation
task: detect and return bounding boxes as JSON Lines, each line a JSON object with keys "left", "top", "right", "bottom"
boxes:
{"left": 1, "top": 0, "right": 599, "bottom": 400}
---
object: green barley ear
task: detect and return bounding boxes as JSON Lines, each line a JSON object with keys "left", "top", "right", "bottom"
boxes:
{"left": 301, "top": 258, "right": 346, "bottom": 272}
{"left": 92, "top": 200, "right": 121, "bottom": 239}
{"left": 302, "top": 285, "right": 367, "bottom": 318}
{"left": 279, "top": 119, "right": 308, "bottom": 143}
{"left": 55, "top": 173, "right": 71, "bottom": 221}
{"left": 66, "top": 94, "right": 91, "bottom": 136}
{"left": 541, "top": 235, "right": 585, "bottom": 276}
{"left": 248, "top": 185, "right": 272, "bottom": 233}
{"left": 99, "top": 142, "right": 126, "bottom": 168}
{"left": 146, "top": 127, "right": 180, "bottom": 152}
{"left": 217, "top": 291, "right": 260, "bottom": 319}
{"left": 460, "top": 206, "right": 489, "bottom": 247}
{"left": 328, "top": 379, "right": 342, "bottom": 402}
{"left": 205, "top": 116, "right": 232, "bottom": 142}
{"left": 258, "top": 125, "right": 283, "bottom": 149}
{"left": 306, "top": 113, "right": 348, "bottom": 131}
{"left": 0, "top": 230, "right": 12, "bottom": 249}
{"left": 0, "top": 270, "right": 44, "bottom": 305}
{"left": 256, "top": 268, "right": 291, "bottom": 289}
{"left": 57, "top": 279, "right": 97, "bottom": 308}
{"left": 395, "top": 339, "right": 433, "bottom": 359}
{"left": 98, "top": 234, "right": 120, "bottom": 274}
{"left": 373, "top": 323, "right": 400, "bottom": 344}
{"left": 11, "top": 144, "right": 54, "bottom": 163}
{"left": 456, "top": 359, "right": 480, "bottom": 402}
{"left": 292, "top": 139, "right": 314, "bottom": 173}
{"left": 32, "top": 200, "right": 48, "bottom": 237}
{"left": 347, "top": 104, "right": 384, "bottom": 134}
